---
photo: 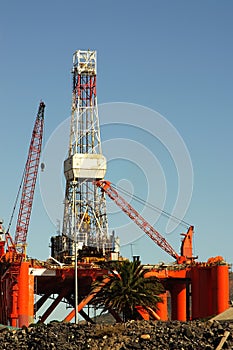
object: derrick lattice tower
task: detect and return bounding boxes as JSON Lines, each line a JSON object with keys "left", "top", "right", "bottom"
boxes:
{"left": 60, "top": 50, "right": 112, "bottom": 259}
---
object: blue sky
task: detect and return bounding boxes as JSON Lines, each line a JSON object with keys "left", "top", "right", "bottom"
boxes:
{"left": 0, "top": 1, "right": 233, "bottom": 267}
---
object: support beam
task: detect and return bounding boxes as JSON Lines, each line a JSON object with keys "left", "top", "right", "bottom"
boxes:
{"left": 40, "top": 288, "right": 70, "bottom": 323}
{"left": 64, "top": 277, "right": 110, "bottom": 322}
{"left": 109, "top": 308, "right": 123, "bottom": 323}
{"left": 34, "top": 293, "right": 51, "bottom": 313}
{"left": 135, "top": 306, "right": 150, "bottom": 320}
{"left": 79, "top": 309, "right": 94, "bottom": 323}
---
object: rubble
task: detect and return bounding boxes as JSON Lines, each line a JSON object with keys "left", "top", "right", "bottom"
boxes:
{"left": 0, "top": 320, "right": 232, "bottom": 349}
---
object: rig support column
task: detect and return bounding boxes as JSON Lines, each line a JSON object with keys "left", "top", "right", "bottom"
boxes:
{"left": 18, "top": 262, "right": 34, "bottom": 327}
{"left": 214, "top": 265, "right": 229, "bottom": 314}
{"left": 156, "top": 292, "right": 168, "bottom": 321}
{"left": 171, "top": 281, "right": 187, "bottom": 321}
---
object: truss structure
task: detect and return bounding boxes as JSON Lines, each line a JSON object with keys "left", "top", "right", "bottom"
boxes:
{"left": 62, "top": 50, "right": 111, "bottom": 258}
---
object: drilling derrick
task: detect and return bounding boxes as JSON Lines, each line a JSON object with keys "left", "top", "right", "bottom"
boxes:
{"left": 57, "top": 50, "right": 112, "bottom": 262}
{"left": 0, "top": 51, "right": 228, "bottom": 326}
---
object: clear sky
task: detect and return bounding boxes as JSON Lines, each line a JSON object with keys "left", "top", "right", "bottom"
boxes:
{"left": 0, "top": 1, "right": 233, "bottom": 268}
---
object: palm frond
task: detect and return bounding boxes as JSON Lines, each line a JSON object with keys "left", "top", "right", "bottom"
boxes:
{"left": 91, "top": 260, "right": 165, "bottom": 321}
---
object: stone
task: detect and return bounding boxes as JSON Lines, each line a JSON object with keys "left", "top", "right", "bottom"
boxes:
{"left": 0, "top": 320, "right": 232, "bottom": 349}
{"left": 140, "top": 333, "right": 150, "bottom": 340}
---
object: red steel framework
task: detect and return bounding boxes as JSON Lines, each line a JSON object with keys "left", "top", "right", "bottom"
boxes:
{"left": 95, "top": 180, "right": 194, "bottom": 264}
{"left": 14, "top": 101, "right": 45, "bottom": 256}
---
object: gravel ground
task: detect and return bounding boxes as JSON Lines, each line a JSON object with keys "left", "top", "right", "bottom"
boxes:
{"left": 0, "top": 320, "right": 232, "bottom": 349}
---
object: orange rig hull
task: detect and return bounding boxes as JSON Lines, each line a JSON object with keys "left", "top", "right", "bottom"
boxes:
{"left": 0, "top": 259, "right": 229, "bottom": 327}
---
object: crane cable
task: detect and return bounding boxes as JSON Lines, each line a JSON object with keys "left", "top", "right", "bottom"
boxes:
{"left": 109, "top": 182, "right": 191, "bottom": 228}
{"left": 6, "top": 167, "right": 26, "bottom": 234}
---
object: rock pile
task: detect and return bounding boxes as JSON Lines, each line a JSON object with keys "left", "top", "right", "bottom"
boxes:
{"left": 0, "top": 319, "right": 232, "bottom": 349}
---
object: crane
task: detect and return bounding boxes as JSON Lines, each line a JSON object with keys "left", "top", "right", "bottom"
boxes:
{"left": 95, "top": 180, "right": 195, "bottom": 264}
{"left": 14, "top": 101, "right": 45, "bottom": 256}
{"left": 0, "top": 101, "right": 45, "bottom": 327}
{"left": 3, "top": 101, "right": 45, "bottom": 262}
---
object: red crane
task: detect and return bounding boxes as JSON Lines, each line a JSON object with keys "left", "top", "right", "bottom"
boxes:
{"left": 95, "top": 180, "right": 194, "bottom": 264}
{"left": 4, "top": 101, "right": 45, "bottom": 261}
{"left": 0, "top": 102, "right": 45, "bottom": 328}
{"left": 14, "top": 101, "right": 45, "bottom": 256}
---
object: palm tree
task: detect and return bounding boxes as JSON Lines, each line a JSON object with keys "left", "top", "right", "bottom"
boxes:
{"left": 91, "top": 260, "right": 165, "bottom": 321}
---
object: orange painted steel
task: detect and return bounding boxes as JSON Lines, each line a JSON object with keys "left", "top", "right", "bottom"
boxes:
{"left": 156, "top": 292, "right": 168, "bottom": 321}
{"left": 18, "top": 262, "right": 28, "bottom": 327}
{"left": 189, "top": 263, "right": 230, "bottom": 319}
{"left": 135, "top": 306, "right": 161, "bottom": 321}
{"left": 28, "top": 273, "right": 34, "bottom": 325}
{"left": 144, "top": 268, "right": 190, "bottom": 280}
{"left": 191, "top": 266, "right": 200, "bottom": 319}
{"left": 18, "top": 262, "right": 34, "bottom": 327}
{"left": 170, "top": 282, "right": 187, "bottom": 321}
{"left": 64, "top": 276, "right": 110, "bottom": 322}
{"left": 180, "top": 226, "right": 196, "bottom": 264}
{"left": 198, "top": 267, "right": 210, "bottom": 318}
{"left": 10, "top": 280, "right": 19, "bottom": 328}
{"left": 33, "top": 263, "right": 230, "bottom": 323}
{"left": 0, "top": 260, "right": 229, "bottom": 325}
{"left": 215, "top": 265, "right": 229, "bottom": 314}
{"left": 144, "top": 262, "right": 229, "bottom": 321}
{"left": 147, "top": 307, "right": 161, "bottom": 320}
{"left": 135, "top": 306, "right": 150, "bottom": 320}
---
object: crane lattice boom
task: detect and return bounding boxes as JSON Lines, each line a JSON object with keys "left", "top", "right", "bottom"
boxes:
{"left": 14, "top": 101, "right": 45, "bottom": 255}
{"left": 95, "top": 180, "right": 180, "bottom": 261}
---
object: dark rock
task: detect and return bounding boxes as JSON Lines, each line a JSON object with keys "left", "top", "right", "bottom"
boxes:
{"left": 0, "top": 320, "right": 232, "bottom": 349}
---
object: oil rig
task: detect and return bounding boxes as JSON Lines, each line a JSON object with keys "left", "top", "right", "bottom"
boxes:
{"left": 0, "top": 50, "right": 229, "bottom": 327}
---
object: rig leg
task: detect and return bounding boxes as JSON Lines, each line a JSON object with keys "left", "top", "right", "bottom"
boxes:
{"left": 156, "top": 292, "right": 168, "bottom": 321}
{"left": 171, "top": 281, "right": 187, "bottom": 321}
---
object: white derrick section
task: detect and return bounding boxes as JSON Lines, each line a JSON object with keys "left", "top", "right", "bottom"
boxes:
{"left": 61, "top": 50, "right": 112, "bottom": 257}
{"left": 64, "top": 154, "right": 106, "bottom": 181}
{"left": 73, "top": 50, "right": 97, "bottom": 75}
